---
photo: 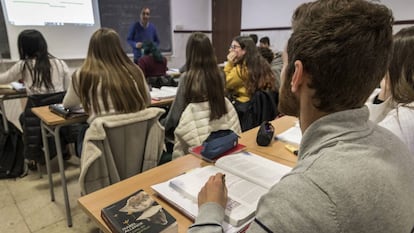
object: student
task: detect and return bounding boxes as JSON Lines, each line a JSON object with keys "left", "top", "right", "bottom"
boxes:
{"left": 189, "top": 0, "right": 414, "bottom": 232}
{"left": 127, "top": 7, "right": 160, "bottom": 64}
{"left": 162, "top": 32, "right": 240, "bottom": 157}
{"left": 224, "top": 36, "right": 276, "bottom": 103}
{"left": 0, "top": 29, "right": 71, "bottom": 166}
{"left": 138, "top": 41, "right": 167, "bottom": 78}
{"left": 259, "top": 36, "right": 270, "bottom": 48}
{"left": 63, "top": 28, "right": 150, "bottom": 155}
{"left": 0, "top": 29, "right": 69, "bottom": 94}
{"left": 367, "top": 26, "right": 414, "bottom": 154}
{"left": 248, "top": 34, "right": 258, "bottom": 46}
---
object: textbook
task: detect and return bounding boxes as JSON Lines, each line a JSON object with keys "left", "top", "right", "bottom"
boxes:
{"left": 101, "top": 189, "right": 178, "bottom": 233}
{"left": 49, "top": 104, "right": 86, "bottom": 119}
{"left": 151, "top": 152, "right": 292, "bottom": 229}
{"left": 150, "top": 86, "right": 177, "bottom": 100}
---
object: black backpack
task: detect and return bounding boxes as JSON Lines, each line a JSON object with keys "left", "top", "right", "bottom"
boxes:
{"left": 0, "top": 117, "right": 26, "bottom": 179}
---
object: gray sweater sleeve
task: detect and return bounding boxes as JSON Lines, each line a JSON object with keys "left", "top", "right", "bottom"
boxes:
{"left": 163, "top": 73, "right": 187, "bottom": 141}
{"left": 188, "top": 203, "right": 226, "bottom": 233}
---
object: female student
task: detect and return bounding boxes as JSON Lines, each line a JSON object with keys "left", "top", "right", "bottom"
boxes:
{"left": 0, "top": 29, "right": 71, "bottom": 167}
{"left": 63, "top": 28, "right": 151, "bottom": 155}
{"left": 165, "top": 32, "right": 241, "bottom": 158}
{"left": 138, "top": 41, "right": 168, "bottom": 78}
{"left": 224, "top": 35, "right": 276, "bottom": 103}
{"left": 368, "top": 26, "right": 414, "bottom": 154}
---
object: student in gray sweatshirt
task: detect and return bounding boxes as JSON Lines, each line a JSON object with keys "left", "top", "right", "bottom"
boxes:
{"left": 188, "top": 0, "right": 414, "bottom": 232}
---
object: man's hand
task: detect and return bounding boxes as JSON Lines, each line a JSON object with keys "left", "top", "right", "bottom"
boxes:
{"left": 136, "top": 42, "right": 143, "bottom": 49}
{"left": 198, "top": 173, "right": 228, "bottom": 209}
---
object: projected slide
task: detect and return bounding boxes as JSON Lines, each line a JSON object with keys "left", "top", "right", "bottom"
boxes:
{"left": 3, "top": 0, "right": 95, "bottom": 26}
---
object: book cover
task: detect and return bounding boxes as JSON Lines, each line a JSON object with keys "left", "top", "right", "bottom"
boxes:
{"left": 152, "top": 152, "right": 292, "bottom": 228}
{"left": 49, "top": 104, "right": 86, "bottom": 119}
{"left": 101, "top": 189, "right": 177, "bottom": 233}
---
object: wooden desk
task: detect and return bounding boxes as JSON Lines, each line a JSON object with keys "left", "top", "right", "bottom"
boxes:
{"left": 78, "top": 116, "right": 298, "bottom": 233}
{"left": 0, "top": 88, "right": 27, "bottom": 132}
{"left": 32, "top": 106, "right": 88, "bottom": 227}
{"left": 239, "top": 116, "right": 298, "bottom": 167}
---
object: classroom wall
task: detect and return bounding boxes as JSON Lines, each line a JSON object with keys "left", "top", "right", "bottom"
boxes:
{"left": 2, "top": 0, "right": 414, "bottom": 72}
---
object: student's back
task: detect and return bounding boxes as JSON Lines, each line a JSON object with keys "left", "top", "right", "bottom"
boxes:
{"left": 367, "top": 26, "right": 414, "bottom": 154}
{"left": 0, "top": 29, "right": 71, "bottom": 167}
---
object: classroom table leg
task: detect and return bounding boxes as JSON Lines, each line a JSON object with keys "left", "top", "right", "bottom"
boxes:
{"left": 53, "top": 125, "right": 73, "bottom": 227}
{"left": 41, "top": 122, "right": 55, "bottom": 201}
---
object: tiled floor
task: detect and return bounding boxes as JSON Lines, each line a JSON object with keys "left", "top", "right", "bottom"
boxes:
{"left": 0, "top": 156, "right": 100, "bottom": 233}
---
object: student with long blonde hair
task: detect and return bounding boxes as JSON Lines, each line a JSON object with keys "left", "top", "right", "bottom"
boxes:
{"left": 63, "top": 28, "right": 150, "bottom": 155}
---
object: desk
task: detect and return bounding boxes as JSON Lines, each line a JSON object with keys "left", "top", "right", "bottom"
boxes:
{"left": 150, "top": 97, "right": 174, "bottom": 107}
{"left": 78, "top": 116, "right": 298, "bottom": 233}
{"left": 32, "top": 106, "right": 88, "bottom": 227}
{"left": 32, "top": 99, "right": 175, "bottom": 227}
{"left": 0, "top": 88, "right": 27, "bottom": 132}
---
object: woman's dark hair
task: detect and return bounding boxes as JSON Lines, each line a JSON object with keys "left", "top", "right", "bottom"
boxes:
{"left": 143, "top": 41, "right": 163, "bottom": 63}
{"left": 184, "top": 32, "right": 227, "bottom": 120}
{"left": 18, "top": 29, "right": 54, "bottom": 90}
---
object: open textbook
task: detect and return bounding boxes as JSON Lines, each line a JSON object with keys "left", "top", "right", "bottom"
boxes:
{"left": 151, "top": 152, "right": 292, "bottom": 230}
{"left": 150, "top": 86, "right": 177, "bottom": 100}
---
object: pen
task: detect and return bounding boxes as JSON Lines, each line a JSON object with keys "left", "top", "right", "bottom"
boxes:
{"left": 285, "top": 144, "right": 298, "bottom": 156}
{"left": 222, "top": 174, "right": 226, "bottom": 184}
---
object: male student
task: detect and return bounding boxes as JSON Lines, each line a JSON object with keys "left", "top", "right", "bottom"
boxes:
{"left": 127, "top": 7, "right": 160, "bottom": 64}
{"left": 188, "top": 0, "right": 414, "bottom": 232}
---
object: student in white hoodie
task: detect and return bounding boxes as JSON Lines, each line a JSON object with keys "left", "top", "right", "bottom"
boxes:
{"left": 367, "top": 26, "right": 414, "bottom": 154}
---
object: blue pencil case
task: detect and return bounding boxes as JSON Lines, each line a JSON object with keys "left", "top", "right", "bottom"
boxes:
{"left": 201, "top": 130, "right": 239, "bottom": 160}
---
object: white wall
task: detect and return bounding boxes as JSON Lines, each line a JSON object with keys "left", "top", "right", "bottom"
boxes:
{"left": 241, "top": 0, "right": 414, "bottom": 52}
{"left": 168, "top": 0, "right": 212, "bottom": 68}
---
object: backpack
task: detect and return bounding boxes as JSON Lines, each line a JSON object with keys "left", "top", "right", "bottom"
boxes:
{"left": 0, "top": 117, "right": 26, "bottom": 179}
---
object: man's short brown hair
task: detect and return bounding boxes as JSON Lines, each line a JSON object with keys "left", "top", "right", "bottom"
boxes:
{"left": 286, "top": 0, "right": 393, "bottom": 112}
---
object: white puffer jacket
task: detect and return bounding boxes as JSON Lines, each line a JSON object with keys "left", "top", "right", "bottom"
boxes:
{"left": 173, "top": 98, "right": 241, "bottom": 159}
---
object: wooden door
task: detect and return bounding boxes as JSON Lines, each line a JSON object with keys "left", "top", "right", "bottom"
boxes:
{"left": 212, "top": 0, "right": 242, "bottom": 63}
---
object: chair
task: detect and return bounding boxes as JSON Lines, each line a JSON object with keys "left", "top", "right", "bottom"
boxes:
{"left": 20, "top": 92, "right": 66, "bottom": 167}
{"left": 79, "top": 107, "right": 165, "bottom": 195}
{"left": 236, "top": 90, "right": 279, "bottom": 132}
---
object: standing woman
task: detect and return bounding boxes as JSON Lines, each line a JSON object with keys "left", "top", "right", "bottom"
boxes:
{"left": 0, "top": 29, "right": 71, "bottom": 167}
{"left": 63, "top": 28, "right": 151, "bottom": 155}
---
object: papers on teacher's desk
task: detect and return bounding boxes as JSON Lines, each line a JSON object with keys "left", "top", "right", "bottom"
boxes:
{"left": 276, "top": 121, "right": 302, "bottom": 146}
{"left": 150, "top": 86, "right": 177, "bottom": 100}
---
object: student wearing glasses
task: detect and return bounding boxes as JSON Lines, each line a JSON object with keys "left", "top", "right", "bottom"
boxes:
{"left": 127, "top": 7, "right": 160, "bottom": 64}
{"left": 224, "top": 36, "right": 276, "bottom": 104}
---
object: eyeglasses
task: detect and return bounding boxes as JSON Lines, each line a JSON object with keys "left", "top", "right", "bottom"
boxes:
{"left": 229, "top": 45, "right": 240, "bottom": 50}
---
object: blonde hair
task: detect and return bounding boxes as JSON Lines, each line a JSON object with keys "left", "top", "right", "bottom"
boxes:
{"left": 75, "top": 28, "right": 149, "bottom": 114}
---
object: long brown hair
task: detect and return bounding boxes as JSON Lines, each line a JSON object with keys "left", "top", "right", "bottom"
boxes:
{"left": 389, "top": 26, "right": 414, "bottom": 106}
{"left": 184, "top": 32, "right": 227, "bottom": 120}
{"left": 75, "top": 28, "right": 149, "bottom": 114}
{"left": 233, "top": 36, "right": 276, "bottom": 96}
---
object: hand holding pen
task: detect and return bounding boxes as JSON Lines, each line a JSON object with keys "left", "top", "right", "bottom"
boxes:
{"left": 197, "top": 173, "right": 228, "bottom": 209}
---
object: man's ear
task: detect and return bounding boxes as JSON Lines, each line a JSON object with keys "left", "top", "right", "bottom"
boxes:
{"left": 291, "top": 60, "right": 304, "bottom": 93}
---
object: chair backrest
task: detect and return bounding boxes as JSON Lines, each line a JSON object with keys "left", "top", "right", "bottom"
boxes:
{"left": 79, "top": 107, "right": 165, "bottom": 195}
{"left": 238, "top": 90, "right": 279, "bottom": 131}
{"left": 103, "top": 119, "right": 155, "bottom": 180}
